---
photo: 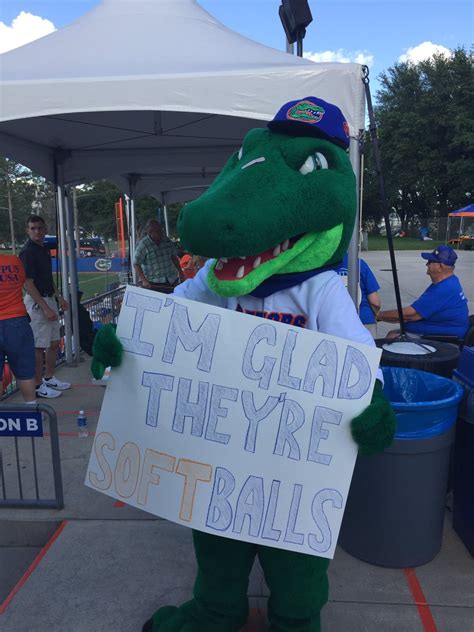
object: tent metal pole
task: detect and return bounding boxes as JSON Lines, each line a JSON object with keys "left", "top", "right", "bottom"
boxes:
{"left": 72, "top": 187, "right": 81, "bottom": 258}
{"left": 163, "top": 199, "right": 170, "bottom": 237}
{"left": 55, "top": 163, "right": 73, "bottom": 364}
{"left": 362, "top": 66, "right": 406, "bottom": 335}
{"left": 124, "top": 194, "right": 130, "bottom": 227}
{"left": 347, "top": 134, "right": 361, "bottom": 307}
{"left": 129, "top": 179, "right": 137, "bottom": 285}
{"left": 124, "top": 194, "right": 133, "bottom": 284}
{"left": 65, "top": 188, "right": 81, "bottom": 364}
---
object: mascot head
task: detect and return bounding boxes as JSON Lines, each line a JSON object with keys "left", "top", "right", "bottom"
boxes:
{"left": 178, "top": 96, "right": 356, "bottom": 297}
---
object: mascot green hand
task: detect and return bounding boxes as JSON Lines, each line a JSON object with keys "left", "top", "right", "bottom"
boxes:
{"left": 351, "top": 380, "right": 396, "bottom": 455}
{"left": 93, "top": 97, "right": 396, "bottom": 632}
{"left": 90, "top": 323, "right": 123, "bottom": 380}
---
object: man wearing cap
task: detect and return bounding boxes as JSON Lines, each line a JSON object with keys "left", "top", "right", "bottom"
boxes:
{"left": 378, "top": 244, "right": 469, "bottom": 339}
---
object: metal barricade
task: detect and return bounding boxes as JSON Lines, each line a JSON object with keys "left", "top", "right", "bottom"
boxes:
{"left": 1, "top": 286, "right": 126, "bottom": 402}
{"left": 82, "top": 285, "right": 126, "bottom": 329}
{"left": 0, "top": 403, "right": 64, "bottom": 509}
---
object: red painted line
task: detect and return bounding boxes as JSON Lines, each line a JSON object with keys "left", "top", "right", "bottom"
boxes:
{"left": 403, "top": 568, "right": 438, "bottom": 632}
{"left": 0, "top": 520, "right": 67, "bottom": 615}
{"left": 71, "top": 383, "right": 104, "bottom": 388}
{"left": 44, "top": 431, "right": 96, "bottom": 437}
{"left": 56, "top": 408, "right": 101, "bottom": 415}
{"left": 241, "top": 608, "right": 266, "bottom": 631}
{"left": 114, "top": 501, "right": 125, "bottom": 508}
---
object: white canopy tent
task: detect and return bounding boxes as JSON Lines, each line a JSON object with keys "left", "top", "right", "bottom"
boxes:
{"left": 0, "top": 0, "right": 367, "bottom": 362}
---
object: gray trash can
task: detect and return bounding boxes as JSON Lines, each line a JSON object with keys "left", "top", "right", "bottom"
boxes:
{"left": 339, "top": 367, "right": 463, "bottom": 568}
{"left": 453, "top": 346, "right": 474, "bottom": 556}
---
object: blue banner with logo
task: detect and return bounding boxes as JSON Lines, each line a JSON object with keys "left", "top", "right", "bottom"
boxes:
{"left": 52, "top": 257, "right": 129, "bottom": 273}
{"left": 0, "top": 411, "right": 43, "bottom": 437}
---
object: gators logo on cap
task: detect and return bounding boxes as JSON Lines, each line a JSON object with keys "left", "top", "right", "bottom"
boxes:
{"left": 287, "top": 100, "right": 325, "bottom": 124}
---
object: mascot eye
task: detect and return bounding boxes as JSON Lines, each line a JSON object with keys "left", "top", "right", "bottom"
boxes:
{"left": 237, "top": 147, "right": 243, "bottom": 160}
{"left": 299, "top": 152, "right": 329, "bottom": 175}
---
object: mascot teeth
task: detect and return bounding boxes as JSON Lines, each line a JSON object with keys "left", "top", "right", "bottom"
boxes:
{"left": 214, "top": 236, "right": 301, "bottom": 281}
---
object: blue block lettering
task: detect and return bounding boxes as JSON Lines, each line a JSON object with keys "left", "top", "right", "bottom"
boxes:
{"left": 337, "top": 346, "right": 371, "bottom": 400}
{"left": 278, "top": 330, "right": 302, "bottom": 391}
{"left": 120, "top": 292, "right": 162, "bottom": 356}
{"left": 284, "top": 483, "right": 304, "bottom": 545}
{"left": 142, "top": 371, "right": 174, "bottom": 427}
{"left": 172, "top": 378, "right": 209, "bottom": 437}
{"left": 205, "top": 384, "right": 238, "bottom": 445}
{"left": 303, "top": 339, "right": 337, "bottom": 397}
{"left": 162, "top": 303, "right": 220, "bottom": 372}
{"left": 242, "top": 323, "right": 277, "bottom": 390}
{"left": 261, "top": 480, "right": 282, "bottom": 542}
{"left": 308, "top": 488, "right": 343, "bottom": 553}
{"left": 233, "top": 476, "right": 265, "bottom": 537}
{"left": 273, "top": 399, "right": 305, "bottom": 461}
{"left": 206, "top": 467, "right": 235, "bottom": 531}
{"left": 241, "top": 391, "right": 280, "bottom": 453}
{"left": 307, "top": 406, "right": 342, "bottom": 465}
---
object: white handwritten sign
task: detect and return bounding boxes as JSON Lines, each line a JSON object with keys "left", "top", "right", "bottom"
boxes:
{"left": 86, "top": 286, "right": 381, "bottom": 558}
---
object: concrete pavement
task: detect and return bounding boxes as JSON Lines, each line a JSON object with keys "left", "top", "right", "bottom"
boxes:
{"left": 0, "top": 249, "right": 473, "bottom": 631}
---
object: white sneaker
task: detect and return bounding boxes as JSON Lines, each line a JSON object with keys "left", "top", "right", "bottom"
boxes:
{"left": 36, "top": 383, "right": 62, "bottom": 399}
{"left": 43, "top": 376, "right": 71, "bottom": 391}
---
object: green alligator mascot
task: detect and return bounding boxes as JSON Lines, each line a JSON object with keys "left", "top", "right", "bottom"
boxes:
{"left": 93, "top": 96, "right": 396, "bottom": 632}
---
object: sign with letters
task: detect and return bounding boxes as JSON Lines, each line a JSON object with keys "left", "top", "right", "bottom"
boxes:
{"left": 0, "top": 411, "right": 43, "bottom": 437}
{"left": 86, "top": 286, "right": 381, "bottom": 558}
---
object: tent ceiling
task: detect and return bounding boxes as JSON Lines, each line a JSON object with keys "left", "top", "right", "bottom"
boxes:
{"left": 0, "top": 0, "right": 365, "bottom": 199}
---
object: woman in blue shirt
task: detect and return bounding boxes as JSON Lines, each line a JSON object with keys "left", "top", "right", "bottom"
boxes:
{"left": 336, "top": 255, "right": 381, "bottom": 335}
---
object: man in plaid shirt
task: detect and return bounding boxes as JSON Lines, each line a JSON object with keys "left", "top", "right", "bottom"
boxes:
{"left": 133, "top": 220, "right": 184, "bottom": 292}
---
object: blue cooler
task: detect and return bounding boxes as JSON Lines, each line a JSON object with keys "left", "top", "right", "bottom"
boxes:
{"left": 453, "top": 346, "right": 474, "bottom": 556}
{"left": 339, "top": 367, "right": 463, "bottom": 567}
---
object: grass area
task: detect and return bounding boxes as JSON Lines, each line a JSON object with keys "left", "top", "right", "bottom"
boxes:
{"left": 367, "top": 236, "right": 445, "bottom": 251}
{"left": 77, "top": 272, "right": 121, "bottom": 300}
{"left": 53, "top": 272, "right": 121, "bottom": 301}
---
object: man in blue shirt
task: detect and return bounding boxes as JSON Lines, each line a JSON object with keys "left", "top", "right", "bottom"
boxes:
{"left": 377, "top": 245, "right": 469, "bottom": 339}
{"left": 336, "top": 254, "right": 381, "bottom": 335}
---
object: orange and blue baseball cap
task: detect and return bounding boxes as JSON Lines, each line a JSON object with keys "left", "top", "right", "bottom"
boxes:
{"left": 421, "top": 245, "right": 457, "bottom": 266}
{"left": 268, "top": 96, "right": 351, "bottom": 149}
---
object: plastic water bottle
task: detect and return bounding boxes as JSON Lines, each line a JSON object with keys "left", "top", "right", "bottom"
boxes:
{"left": 77, "top": 410, "right": 88, "bottom": 438}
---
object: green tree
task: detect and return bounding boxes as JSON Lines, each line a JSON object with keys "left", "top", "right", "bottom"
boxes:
{"left": 75, "top": 180, "right": 183, "bottom": 241}
{"left": 368, "top": 47, "right": 474, "bottom": 227}
{"left": 0, "top": 158, "right": 55, "bottom": 249}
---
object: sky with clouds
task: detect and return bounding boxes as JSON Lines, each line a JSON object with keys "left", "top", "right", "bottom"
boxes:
{"left": 0, "top": 1, "right": 471, "bottom": 92}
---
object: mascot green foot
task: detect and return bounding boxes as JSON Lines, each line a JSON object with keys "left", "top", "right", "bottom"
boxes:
{"left": 142, "top": 531, "right": 328, "bottom": 632}
{"left": 142, "top": 605, "right": 202, "bottom": 632}
{"left": 142, "top": 530, "right": 253, "bottom": 631}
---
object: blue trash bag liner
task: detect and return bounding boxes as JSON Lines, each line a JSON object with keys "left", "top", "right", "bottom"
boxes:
{"left": 382, "top": 366, "right": 464, "bottom": 439}
{"left": 454, "top": 345, "right": 474, "bottom": 388}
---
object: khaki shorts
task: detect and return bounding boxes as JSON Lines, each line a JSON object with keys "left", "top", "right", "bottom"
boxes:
{"left": 24, "top": 295, "right": 61, "bottom": 348}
